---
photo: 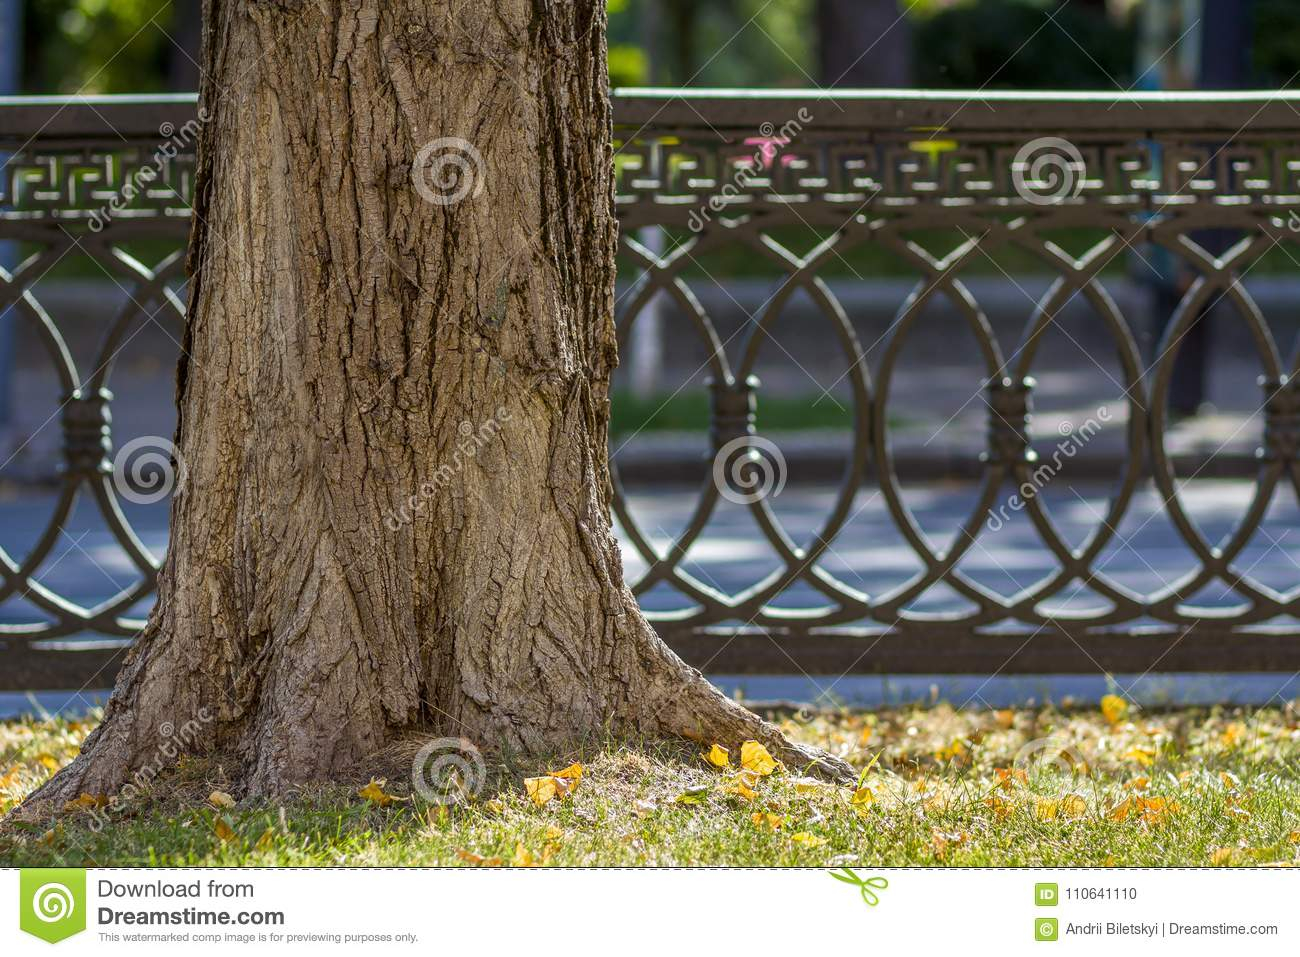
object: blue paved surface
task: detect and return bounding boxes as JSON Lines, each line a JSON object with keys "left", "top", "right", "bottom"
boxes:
{"left": 3, "top": 480, "right": 1299, "bottom": 715}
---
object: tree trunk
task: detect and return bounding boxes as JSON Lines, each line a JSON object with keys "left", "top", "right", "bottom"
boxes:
{"left": 21, "top": 0, "right": 847, "bottom": 812}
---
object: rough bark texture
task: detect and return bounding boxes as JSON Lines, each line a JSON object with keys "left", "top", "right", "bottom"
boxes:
{"left": 20, "top": 0, "right": 848, "bottom": 813}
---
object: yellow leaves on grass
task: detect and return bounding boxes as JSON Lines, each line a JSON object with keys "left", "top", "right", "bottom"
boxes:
{"left": 849, "top": 786, "right": 875, "bottom": 816}
{"left": 358, "top": 777, "right": 401, "bottom": 806}
{"left": 525, "top": 762, "right": 584, "bottom": 807}
{"left": 790, "top": 831, "right": 827, "bottom": 847}
{"left": 750, "top": 811, "right": 784, "bottom": 831}
{"left": 1109, "top": 795, "right": 1182, "bottom": 826}
{"left": 1100, "top": 694, "right": 1128, "bottom": 725}
{"left": 1122, "top": 747, "right": 1157, "bottom": 768}
{"left": 512, "top": 843, "right": 549, "bottom": 867}
{"left": 931, "top": 828, "right": 970, "bottom": 860}
{"left": 63, "top": 793, "right": 107, "bottom": 813}
{"left": 456, "top": 848, "right": 503, "bottom": 867}
{"left": 1219, "top": 722, "right": 1246, "bottom": 749}
{"left": 740, "top": 741, "right": 779, "bottom": 776}
{"left": 704, "top": 744, "right": 730, "bottom": 768}
{"left": 994, "top": 767, "right": 1027, "bottom": 791}
{"left": 208, "top": 790, "right": 235, "bottom": 809}
{"left": 1124, "top": 776, "right": 1150, "bottom": 792}
{"left": 1035, "top": 794, "right": 1088, "bottom": 821}
{"left": 35, "top": 753, "right": 60, "bottom": 772}
{"left": 933, "top": 738, "right": 968, "bottom": 762}
{"left": 212, "top": 816, "right": 236, "bottom": 843}
{"left": 724, "top": 773, "right": 760, "bottom": 802}
{"left": 984, "top": 795, "right": 1014, "bottom": 820}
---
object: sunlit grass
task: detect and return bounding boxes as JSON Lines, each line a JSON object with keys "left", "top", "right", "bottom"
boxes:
{"left": 2, "top": 700, "right": 1298, "bottom": 866}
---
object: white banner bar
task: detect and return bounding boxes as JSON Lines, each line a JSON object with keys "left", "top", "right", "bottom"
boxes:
{"left": 3, "top": 868, "right": 1295, "bottom": 954}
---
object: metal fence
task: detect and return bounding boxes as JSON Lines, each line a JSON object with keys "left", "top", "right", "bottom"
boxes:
{"left": 3, "top": 91, "right": 1300, "bottom": 688}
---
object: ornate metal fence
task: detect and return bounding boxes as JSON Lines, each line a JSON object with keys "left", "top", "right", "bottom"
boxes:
{"left": 3, "top": 91, "right": 1300, "bottom": 688}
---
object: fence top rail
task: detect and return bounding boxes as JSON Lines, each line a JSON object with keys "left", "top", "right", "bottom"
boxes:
{"left": 6, "top": 90, "right": 1300, "bottom": 141}
{"left": 612, "top": 88, "right": 1300, "bottom": 133}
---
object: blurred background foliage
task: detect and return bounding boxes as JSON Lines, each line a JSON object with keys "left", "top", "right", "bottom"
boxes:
{"left": 10, "top": 0, "right": 1300, "bottom": 96}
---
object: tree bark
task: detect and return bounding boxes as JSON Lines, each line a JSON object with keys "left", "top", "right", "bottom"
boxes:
{"left": 19, "top": 0, "right": 848, "bottom": 813}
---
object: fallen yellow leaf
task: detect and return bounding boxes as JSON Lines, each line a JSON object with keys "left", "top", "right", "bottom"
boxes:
{"left": 750, "top": 811, "right": 783, "bottom": 830}
{"left": 213, "top": 817, "right": 236, "bottom": 843}
{"left": 791, "top": 831, "right": 827, "bottom": 847}
{"left": 1100, "top": 694, "right": 1128, "bottom": 725}
{"left": 512, "top": 843, "right": 538, "bottom": 867}
{"left": 931, "top": 828, "right": 969, "bottom": 860}
{"left": 64, "top": 793, "right": 106, "bottom": 812}
{"left": 1122, "top": 747, "right": 1156, "bottom": 768}
{"left": 1124, "top": 777, "right": 1150, "bottom": 791}
{"left": 934, "top": 738, "right": 968, "bottom": 761}
{"left": 358, "top": 777, "right": 399, "bottom": 806}
{"left": 725, "top": 774, "right": 758, "bottom": 802}
{"left": 984, "top": 795, "right": 1014, "bottom": 819}
{"left": 525, "top": 776, "right": 558, "bottom": 806}
{"left": 1209, "top": 847, "right": 1236, "bottom": 866}
{"left": 740, "top": 741, "right": 779, "bottom": 776}
{"left": 793, "top": 777, "right": 826, "bottom": 795}
{"left": 208, "top": 790, "right": 235, "bottom": 809}
{"left": 849, "top": 786, "right": 875, "bottom": 812}
{"left": 551, "top": 762, "right": 583, "bottom": 781}
{"left": 704, "top": 744, "right": 730, "bottom": 768}
{"left": 994, "top": 767, "right": 1027, "bottom": 791}
{"left": 455, "top": 849, "right": 503, "bottom": 866}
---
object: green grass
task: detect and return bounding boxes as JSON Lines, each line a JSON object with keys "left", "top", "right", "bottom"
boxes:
{"left": 610, "top": 391, "right": 890, "bottom": 437}
{"left": 2, "top": 702, "right": 1298, "bottom": 867}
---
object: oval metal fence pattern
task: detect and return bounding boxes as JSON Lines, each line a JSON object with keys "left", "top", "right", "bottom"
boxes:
{"left": 3, "top": 92, "right": 1300, "bottom": 687}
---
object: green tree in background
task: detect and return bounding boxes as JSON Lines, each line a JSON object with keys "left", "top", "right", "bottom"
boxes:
{"left": 913, "top": 0, "right": 1135, "bottom": 90}
{"left": 22, "top": 0, "right": 175, "bottom": 93}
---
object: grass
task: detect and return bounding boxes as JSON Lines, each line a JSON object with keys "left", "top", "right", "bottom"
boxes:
{"left": 2, "top": 700, "right": 1298, "bottom": 867}
{"left": 610, "top": 391, "right": 855, "bottom": 437}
